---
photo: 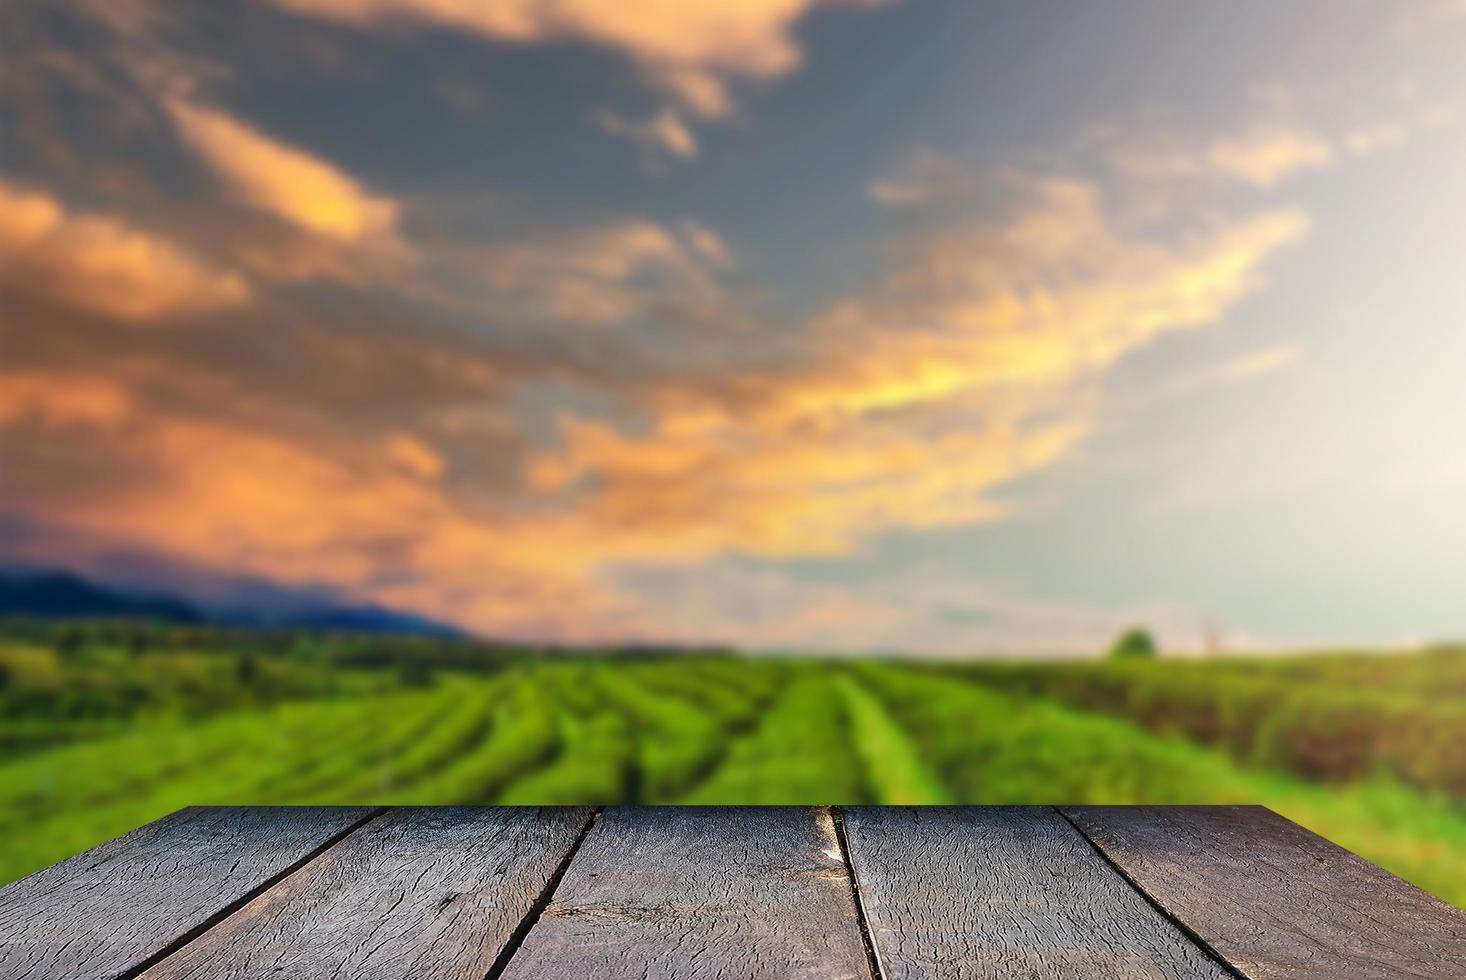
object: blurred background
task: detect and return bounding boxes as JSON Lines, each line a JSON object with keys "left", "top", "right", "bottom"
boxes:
{"left": 2, "top": 1, "right": 1464, "bottom": 905}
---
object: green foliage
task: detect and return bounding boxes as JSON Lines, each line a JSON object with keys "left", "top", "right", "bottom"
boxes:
{"left": 376, "top": 670, "right": 560, "bottom": 804}
{"left": 591, "top": 664, "right": 729, "bottom": 800}
{"left": 836, "top": 675, "right": 951, "bottom": 805}
{"left": 395, "top": 659, "right": 434, "bottom": 688}
{"left": 1108, "top": 627, "right": 1158, "bottom": 661}
{"left": 680, "top": 666, "right": 867, "bottom": 803}
{"left": 0, "top": 622, "right": 1462, "bottom": 909}
{"left": 957, "top": 654, "right": 1466, "bottom": 795}
{"left": 54, "top": 628, "right": 85, "bottom": 661}
{"left": 0, "top": 629, "right": 390, "bottom": 730}
{"left": 235, "top": 652, "right": 259, "bottom": 686}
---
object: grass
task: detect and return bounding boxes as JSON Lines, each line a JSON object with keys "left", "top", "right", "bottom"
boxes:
{"left": 835, "top": 674, "right": 951, "bottom": 804}
{"left": 0, "top": 622, "right": 1461, "bottom": 907}
{"left": 956, "top": 655, "right": 1466, "bottom": 793}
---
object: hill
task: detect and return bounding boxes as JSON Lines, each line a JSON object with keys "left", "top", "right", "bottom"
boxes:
{"left": 0, "top": 568, "right": 461, "bottom": 637}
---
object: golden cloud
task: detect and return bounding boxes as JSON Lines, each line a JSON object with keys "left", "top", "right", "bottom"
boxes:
{"left": 0, "top": 371, "right": 135, "bottom": 430}
{"left": 595, "top": 109, "right": 700, "bottom": 163}
{"left": 454, "top": 219, "right": 730, "bottom": 327}
{"left": 167, "top": 99, "right": 398, "bottom": 242}
{"left": 524, "top": 175, "right": 1310, "bottom": 566}
{"left": 1099, "top": 119, "right": 1337, "bottom": 188}
{"left": 0, "top": 364, "right": 621, "bottom": 637}
{"left": 0, "top": 181, "right": 249, "bottom": 323}
{"left": 267, "top": 0, "right": 878, "bottom": 117}
{"left": 0, "top": 160, "right": 1310, "bottom": 640}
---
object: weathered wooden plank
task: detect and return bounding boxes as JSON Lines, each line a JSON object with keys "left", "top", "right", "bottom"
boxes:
{"left": 0, "top": 805, "right": 375, "bottom": 980}
{"left": 136, "top": 806, "right": 594, "bottom": 980}
{"left": 842, "top": 806, "right": 1231, "bottom": 980}
{"left": 498, "top": 805, "right": 872, "bottom": 980}
{"left": 1064, "top": 805, "right": 1466, "bottom": 980}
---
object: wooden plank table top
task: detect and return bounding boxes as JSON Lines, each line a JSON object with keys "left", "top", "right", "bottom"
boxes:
{"left": 1, "top": 806, "right": 1461, "bottom": 980}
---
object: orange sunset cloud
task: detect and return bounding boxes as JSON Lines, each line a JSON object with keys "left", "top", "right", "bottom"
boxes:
{"left": 9, "top": 0, "right": 1451, "bottom": 650}
{"left": 166, "top": 100, "right": 399, "bottom": 244}
{"left": 0, "top": 181, "right": 249, "bottom": 323}
{"left": 0, "top": 156, "right": 1309, "bottom": 636}
{"left": 267, "top": 0, "right": 872, "bottom": 117}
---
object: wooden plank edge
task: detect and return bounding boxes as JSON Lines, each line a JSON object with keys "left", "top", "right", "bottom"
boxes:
{"left": 482, "top": 806, "right": 604, "bottom": 980}
{"left": 113, "top": 807, "right": 389, "bottom": 980}
{"left": 1054, "top": 806, "right": 1248, "bottom": 980}
{"left": 830, "top": 806, "right": 884, "bottom": 980}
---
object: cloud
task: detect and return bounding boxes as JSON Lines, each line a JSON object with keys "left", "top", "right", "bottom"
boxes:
{"left": 1343, "top": 122, "right": 1410, "bottom": 156}
{"left": 267, "top": 0, "right": 879, "bottom": 119}
{"left": 0, "top": 371, "right": 135, "bottom": 430}
{"left": 1204, "top": 124, "right": 1337, "bottom": 187}
{"left": 610, "top": 561, "right": 1209, "bottom": 655}
{"left": 0, "top": 15, "right": 1317, "bottom": 644}
{"left": 5, "top": 0, "right": 1454, "bottom": 649}
{"left": 1343, "top": 98, "right": 1456, "bottom": 157}
{"left": 0, "top": 362, "right": 624, "bottom": 638}
{"left": 523, "top": 172, "right": 1309, "bottom": 565}
{"left": 1099, "top": 119, "right": 1337, "bottom": 188}
{"left": 385, "top": 432, "right": 446, "bottom": 480}
{"left": 446, "top": 218, "right": 731, "bottom": 328}
{"left": 595, "top": 108, "right": 699, "bottom": 164}
{"left": 1098, "top": 344, "right": 1304, "bottom": 424}
{"left": 1093, "top": 94, "right": 1457, "bottom": 192}
{"left": 430, "top": 69, "right": 496, "bottom": 121}
{"left": 1394, "top": 0, "right": 1466, "bottom": 39}
{"left": 166, "top": 98, "right": 399, "bottom": 243}
{"left": 0, "top": 181, "right": 249, "bottom": 323}
{"left": 1167, "top": 345, "right": 1301, "bottom": 394}
{"left": 867, "top": 147, "right": 978, "bottom": 208}
{"left": 0, "top": 163, "right": 1308, "bottom": 639}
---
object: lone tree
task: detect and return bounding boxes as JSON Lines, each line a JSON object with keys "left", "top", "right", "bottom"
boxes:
{"left": 1107, "top": 626, "right": 1158, "bottom": 661}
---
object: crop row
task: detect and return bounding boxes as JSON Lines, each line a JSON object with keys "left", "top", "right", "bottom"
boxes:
{"left": 0, "top": 658, "right": 794, "bottom": 882}
{"left": 4, "top": 656, "right": 1465, "bottom": 908}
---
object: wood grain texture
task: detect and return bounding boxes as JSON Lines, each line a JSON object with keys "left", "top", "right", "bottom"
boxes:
{"left": 498, "top": 805, "right": 873, "bottom": 980}
{"left": 136, "top": 806, "right": 593, "bottom": 980}
{"left": 0, "top": 805, "right": 374, "bottom": 980}
{"left": 1064, "top": 805, "right": 1466, "bottom": 980}
{"left": 842, "top": 806, "right": 1231, "bottom": 980}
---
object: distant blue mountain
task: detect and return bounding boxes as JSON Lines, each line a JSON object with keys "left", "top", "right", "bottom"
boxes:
{"left": 0, "top": 570, "right": 205, "bottom": 623}
{"left": 0, "top": 568, "right": 463, "bottom": 637}
{"left": 222, "top": 602, "right": 463, "bottom": 637}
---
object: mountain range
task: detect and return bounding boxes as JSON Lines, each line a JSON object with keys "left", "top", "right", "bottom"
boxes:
{"left": 0, "top": 568, "right": 463, "bottom": 637}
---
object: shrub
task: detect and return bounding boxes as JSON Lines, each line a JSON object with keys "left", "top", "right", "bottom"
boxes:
{"left": 1108, "top": 627, "right": 1158, "bottom": 661}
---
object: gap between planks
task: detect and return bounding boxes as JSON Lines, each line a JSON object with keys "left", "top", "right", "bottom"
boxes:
{"left": 1053, "top": 806, "right": 1247, "bottom": 980}
{"left": 831, "top": 806, "right": 887, "bottom": 980}
{"left": 481, "top": 807, "right": 603, "bottom": 980}
{"left": 114, "top": 807, "right": 604, "bottom": 980}
{"left": 113, "top": 807, "right": 390, "bottom": 980}
{"left": 93, "top": 804, "right": 1258, "bottom": 980}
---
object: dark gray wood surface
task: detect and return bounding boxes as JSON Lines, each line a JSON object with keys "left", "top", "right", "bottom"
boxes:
{"left": 136, "top": 806, "right": 593, "bottom": 980}
{"left": 1064, "top": 805, "right": 1466, "bottom": 980}
{"left": 843, "top": 806, "right": 1232, "bottom": 980}
{"left": 0, "top": 805, "right": 376, "bottom": 980}
{"left": 497, "top": 806, "right": 873, "bottom": 980}
{"left": 4, "top": 805, "right": 1459, "bottom": 980}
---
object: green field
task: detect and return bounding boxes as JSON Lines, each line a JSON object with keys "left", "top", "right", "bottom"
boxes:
{"left": 2, "top": 622, "right": 1463, "bottom": 907}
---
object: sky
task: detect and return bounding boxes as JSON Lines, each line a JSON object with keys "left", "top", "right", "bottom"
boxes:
{"left": 3, "top": 0, "right": 1466, "bottom": 654}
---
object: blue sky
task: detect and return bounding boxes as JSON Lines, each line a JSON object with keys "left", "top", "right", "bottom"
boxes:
{"left": 3, "top": 0, "right": 1465, "bottom": 652}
